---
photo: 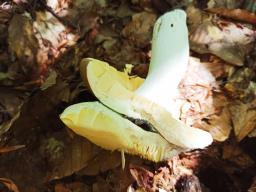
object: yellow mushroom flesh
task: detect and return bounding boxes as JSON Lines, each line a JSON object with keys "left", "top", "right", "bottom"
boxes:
{"left": 60, "top": 102, "right": 183, "bottom": 162}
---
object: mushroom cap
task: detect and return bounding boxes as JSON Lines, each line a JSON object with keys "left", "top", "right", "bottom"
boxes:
{"left": 60, "top": 101, "right": 183, "bottom": 162}
{"left": 80, "top": 58, "right": 213, "bottom": 149}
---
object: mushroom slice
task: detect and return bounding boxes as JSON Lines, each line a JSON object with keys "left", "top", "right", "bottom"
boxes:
{"left": 60, "top": 101, "right": 183, "bottom": 162}
{"left": 80, "top": 59, "right": 213, "bottom": 149}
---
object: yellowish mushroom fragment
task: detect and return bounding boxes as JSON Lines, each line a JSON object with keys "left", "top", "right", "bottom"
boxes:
{"left": 60, "top": 102, "right": 183, "bottom": 162}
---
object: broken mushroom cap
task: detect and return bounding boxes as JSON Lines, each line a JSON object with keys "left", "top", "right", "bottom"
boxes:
{"left": 60, "top": 101, "right": 184, "bottom": 162}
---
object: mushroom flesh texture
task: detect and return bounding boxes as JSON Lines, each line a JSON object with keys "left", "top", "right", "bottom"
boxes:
{"left": 60, "top": 102, "right": 184, "bottom": 162}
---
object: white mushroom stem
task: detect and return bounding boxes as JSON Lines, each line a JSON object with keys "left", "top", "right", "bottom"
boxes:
{"left": 136, "top": 10, "right": 189, "bottom": 115}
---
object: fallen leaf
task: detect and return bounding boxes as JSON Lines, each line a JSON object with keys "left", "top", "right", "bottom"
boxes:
{"left": 46, "top": 135, "right": 96, "bottom": 179}
{"left": 77, "top": 150, "right": 121, "bottom": 176}
{"left": 129, "top": 165, "right": 154, "bottom": 191}
{"left": 0, "top": 145, "right": 25, "bottom": 154}
{"left": 229, "top": 100, "right": 256, "bottom": 141}
{"left": 224, "top": 67, "right": 256, "bottom": 101}
{"left": 179, "top": 57, "right": 232, "bottom": 141}
{"left": 207, "top": 8, "right": 256, "bottom": 24}
{"left": 8, "top": 13, "right": 39, "bottom": 79}
{"left": 0, "top": 178, "right": 19, "bottom": 192}
{"left": 40, "top": 70, "right": 58, "bottom": 90}
{"left": 0, "top": 88, "right": 25, "bottom": 136}
{"left": 122, "top": 12, "right": 156, "bottom": 48}
{"left": 190, "top": 18, "right": 255, "bottom": 66}
{"left": 206, "top": 0, "right": 243, "bottom": 9}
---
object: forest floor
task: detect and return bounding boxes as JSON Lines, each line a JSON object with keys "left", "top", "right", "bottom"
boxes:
{"left": 0, "top": 0, "right": 256, "bottom": 191}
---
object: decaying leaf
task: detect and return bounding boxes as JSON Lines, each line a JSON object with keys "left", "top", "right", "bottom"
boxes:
{"left": 40, "top": 70, "right": 58, "bottom": 90}
{"left": 47, "top": 135, "right": 95, "bottom": 179}
{"left": 206, "top": 0, "right": 243, "bottom": 9}
{"left": 129, "top": 158, "right": 201, "bottom": 192}
{"left": 34, "top": 11, "right": 77, "bottom": 72}
{"left": 0, "top": 89, "right": 25, "bottom": 136}
{"left": 207, "top": 8, "right": 256, "bottom": 24}
{"left": 229, "top": 100, "right": 256, "bottom": 141}
{"left": 8, "top": 13, "right": 39, "bottom": 78}
{"left": 224, "top": 66, "right": 256, "bottom": 101}
{"left": 77, "top": 150, "right": 121, "bottom": 176}
{"left": 189, "top": 17, "right": 255, "bottom": 66}
{"left": 0, "top": 178, "right": 19, "bottom": 192}
{"left": 122, "top": 12, "right": 157, "bottom": 47}
{"left": 248, "top": 128, "right": 256, "bottom": 137}
{"left": 179, "top": 57, "right": 232, "bottom": 141}
{"left": 0, "top": 145, "right": 25, "bottom": 154}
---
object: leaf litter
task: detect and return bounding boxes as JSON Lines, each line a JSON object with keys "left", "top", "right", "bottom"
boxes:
{"left": 0, "top": 0, "right": 256, "bottom": 191}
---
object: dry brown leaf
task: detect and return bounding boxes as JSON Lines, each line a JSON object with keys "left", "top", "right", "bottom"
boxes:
{"left": 178, "top": 57, "right": 232, "bottom": 141}
{"left": 0, "top": 89, "right": 25, "bottom": 136}
{"left": 77, "top": 150, "right": 121, "bottom": 176}
{"left": 8, "top": 13, "right": 39, "bottom": 78}
{"left": 0, "top": 145, "right": 25, "bottom": 153}
{"left": 40, "top": 70, "right": 58, "bottom": 90}
{"left": 130, "top": 165, "right": 154, "bottom": 191}
{"left": 248, "top": 128, "right": 256, "bottom": 137}
{"left": 122, "top": 12, "right": 156, "bottom": 47}
{"left": 207, "top": 8, "right": 256, "bottom": 24}
{"left": 229, "top": 100, "right": 256, "bottom": 141}
{"left": 0, "top": 178, "right": 19, "bottom": 192}
{"left": 129, "top": 158, "right": 201, "bottom": 192}
{"left": 207, "top": 0, "right": 242, "bottom": 9}
{"left": 48, "top": 135, "right": 95, "bottom": 179}
{"left": 189, "top": 18, "right": 255, "bottom": 66}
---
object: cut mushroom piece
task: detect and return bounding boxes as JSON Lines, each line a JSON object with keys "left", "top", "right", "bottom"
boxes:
{"left": 60, "top": 102, "right": 183, "bottom": 162}
{"left": 80, "top": 58, "right": 213, "bottom": 149}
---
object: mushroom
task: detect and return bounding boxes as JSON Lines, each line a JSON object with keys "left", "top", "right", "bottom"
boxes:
{"left": 80, "top": 10, "right": 213, "bottom": 149}
{"left": 60, "top": 102, "right": 184, "bottom": 162}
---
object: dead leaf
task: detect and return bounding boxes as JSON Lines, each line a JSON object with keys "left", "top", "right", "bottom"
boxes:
{"left": 77, "top": 150, "right": 121, "bottom": 176}
{"left": 0, "top": 178, "right": 19, "bottom": 192}
{"left": 224, "top": 67, "right": 256, "bottom": 101}
{"left": 0, "top": 88, "right": 25, "bottom": 136}
{"left": 229, "top": 100, "right": 256, "bottom": 141}
{"left": 0, "top": 145, "right": 25, "bottom": 154}
{"left": 47, "top": 135, "right": 96, "bottom": 179}
{"left": 122, "top": 12, "right": 156, "bottom": 48}
{"left": 207, "top": 0, "right": 243, "bottom": 9}
{"left": 129, "top": 165, "right": 154, "bottom": 191}
{"left": 40, "top": 70, "right": 58, "bottom": 90}
{"left": 190, "top": 18, "right": 255, "bottom": 66}
{"left": 248, "top": 128, "right": 256, "bottom": 137}
{"left": 179, "top": 57, "right": 232, "bottom": 141}
{"left": 207, "top": 8, "right": 256, "bottom": 24}
{"left": 8, "top": 13, "right": 39, "bottom": 79}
